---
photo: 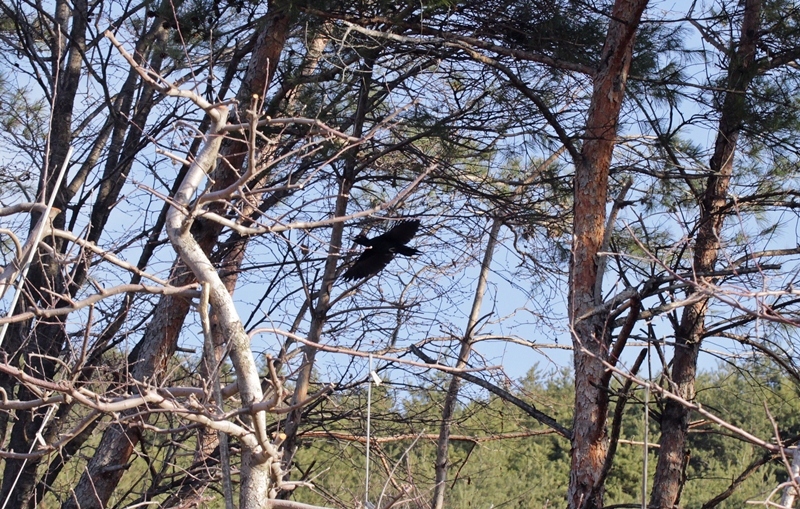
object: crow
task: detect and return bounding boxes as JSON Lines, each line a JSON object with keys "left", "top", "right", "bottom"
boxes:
{"left": 342, "top": 220, "right": 422, "bottom": 281}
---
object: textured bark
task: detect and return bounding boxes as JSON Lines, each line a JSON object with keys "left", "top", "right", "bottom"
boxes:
{"left": 567, "top": 1, "right": 648, "bottom": 508}
{"left": 281, "top": 162, "right": 354, "bottom": 451}
{"left": 159, "top": 14, "right": 326, "bottom": 508}
{"left": 1, "top": 4, "right": 184, "bottom": 506}
{"left": 27, "top": 18, "right": 166, "bottom": 476}
{"left": 649, "top": 1, "right": 762, "bottom": 507}
{"left": 62, "top": 8, "right": 291, "bottom": 507}
{"left": 68, "top": 23, "right": 169, "bottom": 288}
{"left": 206, "top": 5, "right": 290, "bottom": 193}
{"left": 57, "top": 15, "right": 206, "bottom": 509}
{"left": 431, "top": 219, "right": 500, "bottom": 509}
{"left": 281, "top": 51, "right": 377, "bottom": 473}
{"left": 62, "top": 264, "right": 196, "bottom": 509}
{"left": 164, "top": 101, "right": 278, "bottom": 508}
{"left": 0, "top": 0, "right": 88, "bottom": 504}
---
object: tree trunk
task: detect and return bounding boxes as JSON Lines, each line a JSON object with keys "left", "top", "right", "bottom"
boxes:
{"left": 281, "top": 51, "right": 377, "bottom": 468}
{"left": 0, "top": 0, "right": 88, "bottom": 504}
{"left": 649, "top": 1, "right": 761, "bottom": 506}
{"left": 62, "top": 263, "right": 196, "bottom": 509}
{"left": 62, "top": 7, "right": 291, "bottom": 508}
{"left": 567, "top": 1, "right": 648, "bottom": 508}
{"left": 432, "top": 219, "right": 500, "bottom": 509}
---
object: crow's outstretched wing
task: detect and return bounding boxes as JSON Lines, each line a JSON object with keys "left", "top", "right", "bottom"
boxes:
{"left": 342, "top": 248, "right": 395, "bottom": 281}
{"left": 373, "top": 220, "right": 420, "bottom": 246}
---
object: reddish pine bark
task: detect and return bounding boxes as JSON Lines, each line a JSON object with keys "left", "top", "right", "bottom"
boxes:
{"left": 568, "top": 1, "right": 648, "bottom": 508}
{"left": 649, "top": 1, "right": 762, "bottom": 507}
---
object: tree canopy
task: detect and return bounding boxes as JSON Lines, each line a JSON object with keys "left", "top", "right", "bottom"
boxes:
{"left": 2, "top": 0, "right": 800, "bottom": 508}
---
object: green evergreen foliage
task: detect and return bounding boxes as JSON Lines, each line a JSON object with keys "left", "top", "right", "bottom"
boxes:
{"left": 0, "top": 73, "right": 44, "bottom": 205}
{"left": 289, "top": 362, "right": 798, "bottom": 508}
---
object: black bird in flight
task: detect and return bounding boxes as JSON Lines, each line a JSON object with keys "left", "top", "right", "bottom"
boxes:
{"left": 342, "top": 220, "right": 422, "bottom": 281}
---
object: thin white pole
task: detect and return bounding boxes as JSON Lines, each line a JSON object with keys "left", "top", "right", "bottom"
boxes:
{"left": 366, "top": 353, "right": 372, "bottom": 507}
{"left": 642, "top": 384, "right": 649, "bottom": 509}
{"left": 1, "top": 404, "right": 56, "bottom": 509}
{"left": 0, "top": 148, "right": 72, "bottom": 509}
{"left": 0, "top": 146, "right": 73, "bottom": 348}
